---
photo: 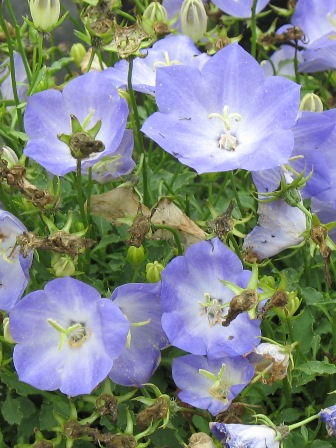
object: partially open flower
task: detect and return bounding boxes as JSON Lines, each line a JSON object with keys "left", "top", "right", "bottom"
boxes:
{"left": 210, "top": 422, "right": 280, "bottom": 447}
{"left": 180, "top": 0, "right": 207, "bottom": 43}
{"left": 320, "top": 405, "right": 336, "bottom": 436}
{"left": 29, "top": 0, "right": 61, "bottom": 33}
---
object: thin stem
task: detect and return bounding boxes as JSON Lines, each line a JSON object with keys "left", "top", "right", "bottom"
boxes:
{"left": 76, "top": 159, "right": 88, "bottom": 227}
{"left": 127, "top": 58, "right": 149, "bottom": 206}
{"left": 250, "top": 0, "right": 258, "bottom": 59}
{"left": 229, "top": 170, "right": 244, "bottom": 217}
{"left": 0, "top": 7, "right": 24, "bottom": 132}
{"left": 152, "top": 224, "right": 184, "bottom": 255}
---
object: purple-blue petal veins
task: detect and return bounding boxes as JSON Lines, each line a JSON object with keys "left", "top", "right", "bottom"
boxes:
{"left": 0, "top": 210, "right": 32, "bottom": 312}
{"left": 24, "top": 71, "right": 129, "bottom": 176}
{"left": 172, "top": 354, "right": 254, "bottom": 415}
{"left": 160, "top": 238, "right": 261, "bottom": 358}
{"left": 109, "top": 282, "right": 169, "bottom": 387}
{"left": 320, "top": 404, "right": 336, "bottom": 436}
{"left": 141, "top": 43, "right": 300, "bottom": 174}
{"left": 210, "top": 422, "right": 280, "bottom": 447}
{"left": 9, "top": 277, "right": 130, "bottom": 396}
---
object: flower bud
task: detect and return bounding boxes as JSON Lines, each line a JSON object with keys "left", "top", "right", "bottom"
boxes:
{"left": 3, "top": 317, "right": 15, "bottom": 344}
{"left": 127, "top": 245, "right": 146, "bottom": 267}
{"left": 299, "top": 93, "right": 323, "bottom": 113}
{"left": 180, "top": 0, "right": 207, "bottom": 43}
{"left": 142, "top": 2, "right": 168, "bottom": 35}
{"left": 29, "top": 0, "right": 61, "bottom": 33}
{"left": 51, "top": 254, "right": 76, "bottom": 277}
{"left": 70, "top": 43, "right": 87, "bottom": 69}
{"left": 0, "top": 146, "right": 18, "bottom": 168}
{"left": 146, "top": 261, "right": 164, "bottom": 283}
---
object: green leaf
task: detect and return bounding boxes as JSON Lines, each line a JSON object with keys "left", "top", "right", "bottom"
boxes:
{"left": 296, "top": 361, "right": 336, "bottom": 375}
{"left": 290, "top": 309, "right": 315, "bottom": 354}
{"left": 1, "top": 395, "right": 23, "bottom": 425}
{"left": 300, "top": 287, "right": 324, "bottom": 306}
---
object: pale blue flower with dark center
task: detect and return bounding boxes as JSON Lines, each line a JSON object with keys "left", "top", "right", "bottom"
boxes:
{"left": 9, "top": 277, "right": 130, "bottom": 396}
{"left": 24, "top": 71, "right": 129, "bottom": 176}
{"left": 172, "top": 354, "right": 254, "bottom": 415}
{"left": 160, "top": 238, "right": 261, "bottom": 359}
{"left": 142, "top": 43, "right": 300, "bottom": 174}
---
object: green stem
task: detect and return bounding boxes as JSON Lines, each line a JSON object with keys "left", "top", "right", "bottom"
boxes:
{"left": 127, "top": 58, "right": 149, "bottom": 206}
{"left": 0, "top": 6, "right": 24, "bottom": 132}
{"left": 287, "top": 413, "right": 320, "bottom": 432}
{"left": 86, "top": 48, "right": 95, "bottom": 73}
{"left": 116, "top": 9, "right": 136, "bottom": 22}
{"left": 28, "top": 33, "right": 44, "bottom": 95}
{"left": 152, "top": 224, "right": 184, "bottom": 255}
{"left": 229, "top": 170, "right": 244, "bottom": 217}
{"left": 76, "top": 159, "right": 88, "bottom": 227}
{"left": 250, "top": 0, "right": 258, "bottom": 59}
{"left": 4, "top": 0, "right": 32, "bottom": 81}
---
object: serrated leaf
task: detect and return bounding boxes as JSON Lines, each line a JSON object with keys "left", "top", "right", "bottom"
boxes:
{"left": 1, "top": 395, "right": 23, "bottom": 425}
{"left": 39, "top": 403, "right": 58, "bottom": 431}
{"left": 296, "top": 361, "right": 336, "bottom": 375}
{"left": 300, "top": 287, "right": 324, "bottom": 305}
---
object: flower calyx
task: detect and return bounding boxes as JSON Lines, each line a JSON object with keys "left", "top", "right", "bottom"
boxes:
{"left": 58, "top": 114, "right": 104, "bottom": 160}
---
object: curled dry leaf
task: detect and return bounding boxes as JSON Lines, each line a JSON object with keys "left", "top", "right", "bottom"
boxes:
{"left": 90, "top": 188, "right": 207, "bottom": 246}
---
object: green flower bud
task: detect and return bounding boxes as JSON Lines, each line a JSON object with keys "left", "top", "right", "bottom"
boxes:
{"left": 274, "top": 293, "right": 301, "bottom": 319}
{"left": 180, "top": 0, "right": 207, "bottom": 43}
{"left": 29, "top": 0, "right": 61, "bottom": 33}
{"left": 127, "top": 245, "right": 146, "bottom": 266}
{"left": 146, "top": 261, "right": 164, "bottom": 283}
{"left": 3, "top": 317, "right": 15, "bottom": 344}
{"left": 142, "top": 2, "right": 168, "bottom": 35}
{"left": 70, "top": 43, "right": 87, "bottom": 68}
{"left": 0, "top": 146, "right": 18, "bottom": 168}
{"left": 299, "top": 93, "right": 323, "bottom": 112}
{"left": 51, "top": 254, "right": 76, "bottom": 277}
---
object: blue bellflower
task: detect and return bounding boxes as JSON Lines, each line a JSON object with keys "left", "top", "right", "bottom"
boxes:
{"left": 212, "top": 0, "right": 270, "bottom": 18}
{"left": 292, "top": 0, "right": 336, "bottom": 72}
{"left": 142, "top": 43, "right": 300, "bottom": 174}
{"left": 0, "top": 53, "right": 28, "bottom": 103}
{"left": 320, "top": 405, "right": 336, "bottom": 436}
{"left": 105, "top": 34, "right": 209, "bottom": 96}
{"left": 108, "top": 282, "right": 169, "bottom": 387}
{"left": 24, "top": 71, "right": 129, "bottom": 176}
{"left": 210, "top": 422, "right": 280, "bottom": 447}
{"left": 160, "top": 238, "right": 261, "bottom": 358}
{"left": 9, "top": 277, "right": 130, "bottom": 396}
{"left": 172, "top": 354, "right": 254, "bottom": 415}
{"left": 0, "top": 210, "right": 33, "bottom": 312}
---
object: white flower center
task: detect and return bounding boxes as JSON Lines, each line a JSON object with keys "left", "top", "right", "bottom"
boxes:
{"left": 152, "top": 51, "right": 182, "bottom": 71}
{"left": 208, "top": 105, "right": 242, "bottom": 151}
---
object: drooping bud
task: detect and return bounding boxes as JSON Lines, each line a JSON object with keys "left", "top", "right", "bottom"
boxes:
{"left": 299, "top": 93, "right": 323, "bottom": 113}
{"left": 29, "top": 0, "right": 61, "bottom": 33}
{"left": 180, "top": 0, "right": 207, "bottom": 43}
{"left": 142, "top": 2, "right": 168, "bottom": 35}
{"left": 146, "top": 261, "right": 164, "bottom": 283}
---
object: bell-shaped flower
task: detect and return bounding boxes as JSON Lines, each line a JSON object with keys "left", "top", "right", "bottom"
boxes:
{"left": 291, "top": 0, "right": 336, "bottom": 72}
{"left": 29, "top": 0, "right": 61, "bottom": 32}
{"left": 212, "top": 0, "right": 270, "bottom": 18}
{"left": 142, "top": 43, "right": 300, "bottom": 174}
{"left": 105, "top": 34, "right": 209, "bottom": 96}
{"left": 242, "top": 198, "right": 307, "bottom": 261}
{"left": 210, "top": 422, "right": 280, "bottom": 447}
{"left": 108, "top": 282, "right": 170, "bottom": 387}
{"left": 160, "top": 238, "right": 261, "bottom": 359}
{"left": 0, "top": 53, "right": 28, "bottom": 103}
{"left": 172, "top": 354, "right": 254, "bottom": 415}
{"left": 320, "top": 405, "right": 336, "bottom": 436}
{"left": 9, "top": 277, "right": 130, "bottom": 396}
{"left": 24, "top": 70, "right": 129, "bottom": 176}
{"left": 0, "top": 210, "right": 33, "bottom": 312}
{"left": 87, "top": 130, "right": 135, "bottom": 183}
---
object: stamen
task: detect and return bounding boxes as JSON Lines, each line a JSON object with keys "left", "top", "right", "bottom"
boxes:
{"left": 152, "top": 51, "right": 182, "bottom": 71}
{"left": 208, "top": 105, "right": 242, "bottom": 151}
